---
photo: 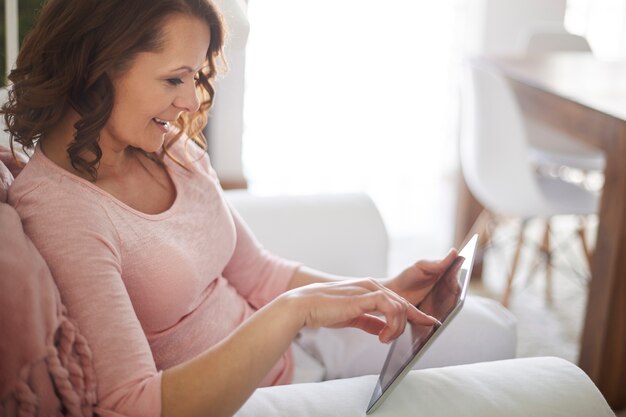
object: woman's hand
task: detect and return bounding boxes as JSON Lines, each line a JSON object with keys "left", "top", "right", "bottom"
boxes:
{"left": 382, "top": 249, "right": 458, "bottom": 306}
{"left": 282, "top": 279, "right": 440, "bottom": 343}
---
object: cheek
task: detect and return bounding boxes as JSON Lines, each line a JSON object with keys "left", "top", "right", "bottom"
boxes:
{"left": 110, "top": 98, "right": 154, "bottom": 128}
{"left": 108, "top": 84, "right": 172, "bottom": 136}
{"left": 102, "top": 108, "right": 147, "bottom": 147}
{"left": 108, "top": 109, "right": 137, "bottom": 134}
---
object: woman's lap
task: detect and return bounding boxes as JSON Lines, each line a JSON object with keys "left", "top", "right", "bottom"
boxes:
{"left": 291, "top": 296, "right": 517, "bottom": 383}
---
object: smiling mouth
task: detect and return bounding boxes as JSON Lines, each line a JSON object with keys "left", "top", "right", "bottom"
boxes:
{"left": 153, "top": 117, "right": 171, "bottom": 129}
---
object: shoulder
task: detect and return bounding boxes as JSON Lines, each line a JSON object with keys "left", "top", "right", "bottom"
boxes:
{"left": 9, "top": 149, "right": 120, "bottom": 247}
{"left": 10, "top": 149, "right": 105, "bottom": 213}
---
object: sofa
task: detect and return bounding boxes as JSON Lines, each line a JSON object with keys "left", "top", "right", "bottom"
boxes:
{"left": 0, "top": 147, "right": 616, "bottom": 416}
{"left": 224, "top": 191, "right": 615, "bottom": 417}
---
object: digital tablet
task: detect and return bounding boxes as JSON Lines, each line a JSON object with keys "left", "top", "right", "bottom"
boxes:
{"left": 366, "top": 234, "right": 478, "bottom": 414}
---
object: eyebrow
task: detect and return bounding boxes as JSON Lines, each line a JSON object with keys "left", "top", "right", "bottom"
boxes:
{"left": 170, "top": 65, "right": 204, "bottom": 73}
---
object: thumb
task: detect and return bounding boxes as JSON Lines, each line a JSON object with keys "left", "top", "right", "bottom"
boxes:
{"left": 416, "top": 248, "right": 458, "bottom": 273}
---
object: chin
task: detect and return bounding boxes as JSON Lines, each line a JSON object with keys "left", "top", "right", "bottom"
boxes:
{"left": 139, "top": 136, "right": 166, "bottom": 154}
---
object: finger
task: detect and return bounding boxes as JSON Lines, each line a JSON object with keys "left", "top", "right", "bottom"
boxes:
{"left": 354, "top": 278, "right": 411, "bottom": 309}
{"left": 347, "top": 314, "right": 387, "bottom": 335}
{"left": 375, "top": 295, "right": 410, "bottom": 343}
{"left": 358, "top": 278, "right": 411, "bottom": 305}
{"left": 416, "top": 248, "right": 458, "bottom": 273}
{"left": 406, "top": 303, "right": 441, "bottom": 327}
{"left": 365, "top": 284, "right": 416, "bottom": 340}
{"left": 355, "top": 291, "right": 405, "bottom": 343}
{"left": 354, "top": 285, "right": 431, "bottom": 342}
{"left": 382, "top": 299, "right": 407, "bottom": 342}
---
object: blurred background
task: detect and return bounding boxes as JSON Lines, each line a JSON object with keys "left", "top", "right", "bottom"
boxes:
{"left": 4, "top": 0, "right": 625, "bottom": 269}
{"left": 238, "top": 0, "right": 626, "bottom": 272}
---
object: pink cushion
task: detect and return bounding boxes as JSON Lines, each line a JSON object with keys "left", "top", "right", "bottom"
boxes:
{"left": 0, "top": 146, "right": 27, "bottom": 176}
{"left": 0, "top": 145, "right": 27, "bottom": 202}
{"left": 0, "top": 146, "right": 97, "bottom": 416}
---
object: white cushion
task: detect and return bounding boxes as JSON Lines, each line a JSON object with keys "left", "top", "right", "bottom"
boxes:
{"left": 0, "top": 88, "right": 10, "bottom": 150}
{"left": 225, "top": 191, "right": 389, "bottom": 278}
{"left": 235, "top": 357, "right": 615, "bottom": 417}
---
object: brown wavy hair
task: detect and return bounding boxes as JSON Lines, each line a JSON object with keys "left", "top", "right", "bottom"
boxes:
{"left": 1, "top": 0, "right": 225, "bottom": 179}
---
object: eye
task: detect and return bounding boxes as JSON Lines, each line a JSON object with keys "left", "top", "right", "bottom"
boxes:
{"left": 167, "top": 78, "right": 184, "bottom": 86}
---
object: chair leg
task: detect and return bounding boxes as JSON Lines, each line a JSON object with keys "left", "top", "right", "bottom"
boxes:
{"left": 525, "top": 219, "right": 544, "bottom": 288}
{"left": 542, "top": 220, "right": 553, "bottom": 305}
{"left": 577, "top": 216, "right": 593, "bottom": 269}
{"left": 502, "top": 219, "right": 527, "bottom": 308}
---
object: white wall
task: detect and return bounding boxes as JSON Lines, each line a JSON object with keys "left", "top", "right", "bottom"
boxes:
{"left": 205, "top": 0, "right": 249, "bottom": 186}
{"left": 204, "top": 0, "right": 570, "bottom": 189}
{"left": 4, "top": 0, "right": 19, "bottom": 79}
{"left": 463, "top": 0, "right": 567, "bottom": 56}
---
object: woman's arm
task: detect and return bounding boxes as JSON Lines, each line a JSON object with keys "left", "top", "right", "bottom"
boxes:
{"left": 162, "top": 278, "right": 441, "bottom": 417}
{"left": 162, "top": 295, "right": 301, "bottom": 417}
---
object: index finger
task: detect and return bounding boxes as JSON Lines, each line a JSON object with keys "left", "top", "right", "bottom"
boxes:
{"left": 406, "top": 303, "right": 441, "bottom": 327}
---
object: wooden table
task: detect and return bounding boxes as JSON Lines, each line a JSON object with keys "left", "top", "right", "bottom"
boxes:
{"left": 459, "top": 53, "right": 626, "bottom": 410}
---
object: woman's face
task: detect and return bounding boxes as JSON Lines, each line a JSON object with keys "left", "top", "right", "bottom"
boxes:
{"left": 101, "top": 14, "right": 212, "bottom": 154}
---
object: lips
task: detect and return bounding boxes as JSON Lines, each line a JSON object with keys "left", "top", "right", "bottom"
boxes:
{"left": 153, "top": 117, "right": 171, "bottom": 132}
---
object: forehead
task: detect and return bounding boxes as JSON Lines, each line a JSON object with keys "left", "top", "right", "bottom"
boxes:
{"left": 160, "top": 14, "right": 211, "bottom": 53}
{"left": 130, "top": 14, "right": 212, "bottom": 73}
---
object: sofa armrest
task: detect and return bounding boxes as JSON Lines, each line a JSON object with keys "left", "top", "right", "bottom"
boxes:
{"left": 224, "top": 191, "right": 389, "bottom": 278}
{"left": 235, "top": 357, "right": 615, "bottom": 417}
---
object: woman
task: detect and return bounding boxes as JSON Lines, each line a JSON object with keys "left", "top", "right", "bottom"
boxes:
{"left": 2, "top": 1, "right": 514, "bottom": 416}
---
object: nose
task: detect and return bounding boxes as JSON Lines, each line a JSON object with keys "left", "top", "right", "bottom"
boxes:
{"left": 173, "top": 83, "right": 201, "bottom": 113}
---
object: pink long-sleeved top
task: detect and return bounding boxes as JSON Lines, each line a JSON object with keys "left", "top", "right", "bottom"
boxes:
{"left": 8, "top": 140, "right": 300, "bottom": 417}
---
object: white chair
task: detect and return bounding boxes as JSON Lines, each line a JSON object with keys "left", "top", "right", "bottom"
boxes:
{"left": 520, "top": 25, "right": 605, "bottom": 174}
{"left": 460, "top": 63, "right": 599, "bottom": 307}
{"left": 522, "top": 24, "right": 592, "bottom": 57}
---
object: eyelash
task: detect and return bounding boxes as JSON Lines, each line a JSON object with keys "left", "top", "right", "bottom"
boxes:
{"left": 167, "top": 78, "right": 184, "bottom": 86}
{"left": 166, "top": 74, "right": 202, "bottom": 87}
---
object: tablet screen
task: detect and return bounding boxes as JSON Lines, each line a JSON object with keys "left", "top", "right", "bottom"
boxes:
{"left": 367, "top": 235, "right": 476, "bottom": 413}
{"left": 379, "top": 256, "right": 466, "bottom": 391}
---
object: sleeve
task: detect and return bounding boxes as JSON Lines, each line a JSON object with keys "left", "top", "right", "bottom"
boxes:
{"left": 221, "top": 203, "right": 301, "bottom": 310}
{"left": 184, "top": 140, "right": 302, "bottom": 310}
{"left": 13, "top": 186, "right": 163, "bottom": 417}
